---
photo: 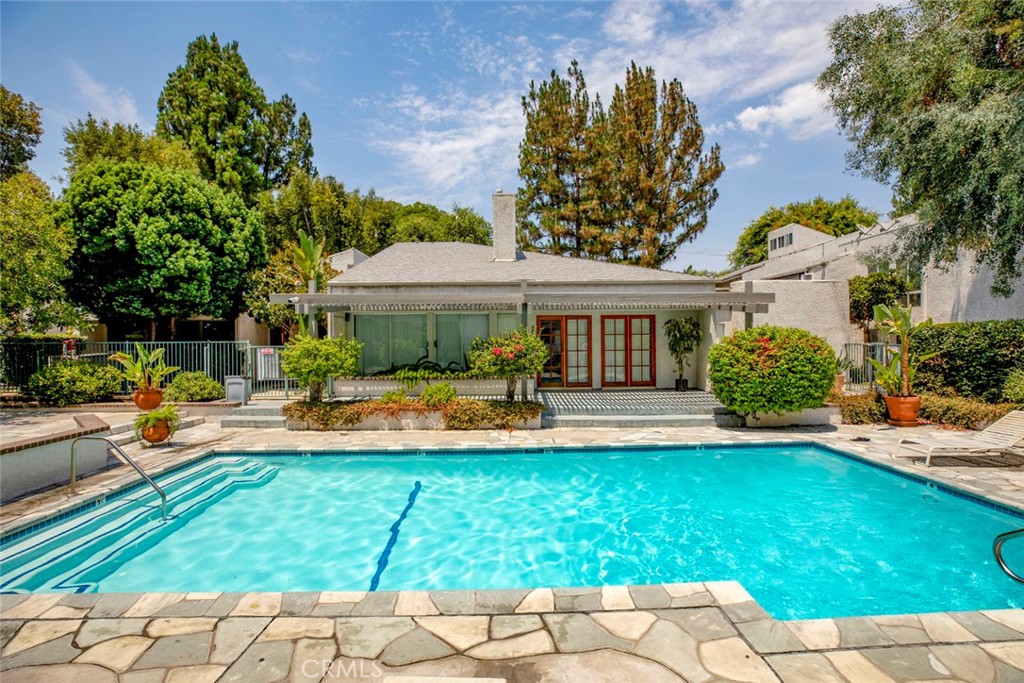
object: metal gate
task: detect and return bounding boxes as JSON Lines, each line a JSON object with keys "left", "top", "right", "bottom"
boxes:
{"left": 248, "top": 346, "right": 300, "bottom": 399}
{"left": 842, "top": 342, "right": 894, "bottom": 393}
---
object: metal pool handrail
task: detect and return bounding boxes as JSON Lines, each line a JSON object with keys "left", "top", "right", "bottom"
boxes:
{"left": 994, "top": 528, "right": 1024, "bottom": 583}
{"left": 70, "top": 436, "right": 168, "bottom": 520}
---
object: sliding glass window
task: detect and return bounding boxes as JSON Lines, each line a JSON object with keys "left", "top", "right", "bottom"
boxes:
{"left": 354, "top": 315, "right": 428, "bottom": 374}
{"left": 435, "top": 314, "right": 489, "bottom": 370}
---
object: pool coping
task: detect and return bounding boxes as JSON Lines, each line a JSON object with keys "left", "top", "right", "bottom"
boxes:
{"left": 1, "top": 434, "right": 1022, "bottom": 670}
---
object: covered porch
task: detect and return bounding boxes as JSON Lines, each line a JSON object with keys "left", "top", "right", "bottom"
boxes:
{"left": 272, "top": 281, "right": 774, "bottom": 397}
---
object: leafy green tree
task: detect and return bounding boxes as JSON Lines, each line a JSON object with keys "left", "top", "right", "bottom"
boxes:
{"left": 392, "top": 202, "right": 491, "bottom": 245}
{"left": 606, "top": 63, "right": 725, "bottom": 268}
{"left": 354, "top": 190, "right": 402, "bottom": 255}
{"left": 848, "top": 272, "right": 909, "bottom": 341}
{"left": 0, "top": 172, "right": 82, "bottom": 334}
{"left": 257, "top": 171, "right": 358, "bottom": 253}
{"left": 728, "top": 196, "right": 879, "bottom": 268}
{"left": 0, "top": 86, "right": 43, "bottom": 181}
{"left": 242, "top": 248, "right": 302, "bottom": 340}
{"left": 62, "top": 115, "right": 197, "bottom": 177}
{"left": 157, "top": 34, "right": 314, "bottom": 202}
{"left": 819, "top": 0, "right": 1024, "bottom": 296}
{"left": 517, "top": 62, "right": 723, "bottom": 268}
{"left": 468, "top": 327, "right": 549, "bottom": 402}
{"left": 60, "top": 161, "right": 267, "bottom": 337}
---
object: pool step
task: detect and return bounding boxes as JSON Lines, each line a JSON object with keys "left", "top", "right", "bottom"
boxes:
{"left": 0, "top": 458, "right": 278, "bottom": 592}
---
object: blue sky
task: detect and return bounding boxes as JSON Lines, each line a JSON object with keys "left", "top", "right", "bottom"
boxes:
{"left": 2, "top": 0, "right": 893, "bottom": 272}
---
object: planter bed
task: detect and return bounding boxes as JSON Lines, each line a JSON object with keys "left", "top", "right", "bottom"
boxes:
{"left": 283, "top": 398, "right": 544, "bottom": 431}
{"left": 744, "top": 404, "right": 841, "bottom": 428}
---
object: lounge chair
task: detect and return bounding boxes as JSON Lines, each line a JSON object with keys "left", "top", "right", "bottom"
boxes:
{"left": 894, "top": 410, "right": 1024, "bottom": 466}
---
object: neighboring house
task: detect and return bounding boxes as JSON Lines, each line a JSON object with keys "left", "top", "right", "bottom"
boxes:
{"left": 720, "top": 216, "right": 1023, "bottom": 350}
{"left": 275, "top": 192, "right": 773, "bottom": 391}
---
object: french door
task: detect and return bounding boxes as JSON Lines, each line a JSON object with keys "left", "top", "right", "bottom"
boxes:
{"left": 601, "top": 315, "right": 655, "bottom": 387}
{"left": 537, "top": 316, "right": 591, "bottom": 388}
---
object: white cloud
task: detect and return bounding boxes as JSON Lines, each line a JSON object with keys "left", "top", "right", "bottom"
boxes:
{"left": 735, "top": 81, "right": 834, "bottom": 140}
{"left": 602, "top": 1, "right": 663, "bottom": 44}
{"left": 732, "top": 153, "right": 761, "bottom": 168}
{"left": 67, "top": 61, "right": 142, "bottom": 126}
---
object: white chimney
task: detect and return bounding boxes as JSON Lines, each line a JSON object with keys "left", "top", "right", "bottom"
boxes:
{"left": 491, "top": 190, "right": 518, "bottom": 262}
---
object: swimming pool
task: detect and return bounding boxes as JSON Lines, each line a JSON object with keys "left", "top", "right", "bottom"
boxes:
{"left": 1, "top": 443, "right": 1021, "bottom": 619}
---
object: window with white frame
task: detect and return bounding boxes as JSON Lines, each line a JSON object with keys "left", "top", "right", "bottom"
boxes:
{"left": 354, "top": 315, "right": 428, "bottom": 374}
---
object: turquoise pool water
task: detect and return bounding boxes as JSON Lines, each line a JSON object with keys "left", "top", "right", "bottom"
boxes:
{"left": 1, "top": 443, "right": 1021, "bottom": 619}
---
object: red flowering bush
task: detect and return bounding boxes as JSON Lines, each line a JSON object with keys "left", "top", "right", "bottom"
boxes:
{"left": 468, "top": 326, "right": 548, "bottom": 402}
{"left": 707, "top": 325, "right": 837, "bottom": 415}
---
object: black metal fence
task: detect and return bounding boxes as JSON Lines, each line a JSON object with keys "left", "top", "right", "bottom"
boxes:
{"left": 0, "top": 340, "right": 248, "bottom": 394}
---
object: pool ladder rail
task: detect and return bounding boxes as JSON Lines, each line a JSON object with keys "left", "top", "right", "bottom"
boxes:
{"left": 70, "top": 436, "right": 168, "bottom": 521}
{"left": 994, "top": 527, "right": 1024, "bottom": 583}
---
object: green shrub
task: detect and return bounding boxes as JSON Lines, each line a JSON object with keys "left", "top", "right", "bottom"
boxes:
{"left": 919, "top": 394, "right": 1018, "bottom": 430}
{"left": 912, "top": 319, "right": 1024, "bottom": 403}
{"left": 707, "top": 326, "right": 837, "bottom": 415}
{"left": 164, "top": 371, "right": 225, "bottom": 402}
{"left": 1003, "top": 369, "right": 1024, "bottom": 405}
{"left": 378, "top": 389, "right": 410, "bottom": 404}
{"left": 25, "top": 361, "right": 121, "bottom": 406}
{"left": 420, "top": 382, "right": 457, "bottom": 407}
{"left": 280, "top": 336, "right": 362, "bottom": 403}
{"left": 468, "top": 326, "right": 548, "bottom": 402}
{"left": 830, "top": 391, "right": 886, "bottom": 424}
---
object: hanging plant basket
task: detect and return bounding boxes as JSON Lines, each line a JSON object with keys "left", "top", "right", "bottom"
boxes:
{"left": 132, "top": 388, "right": 164, "bottom": 410}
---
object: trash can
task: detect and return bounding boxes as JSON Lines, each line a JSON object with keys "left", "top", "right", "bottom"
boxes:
{"left": 225, "top": 375, "right": 249, "bottom": 406}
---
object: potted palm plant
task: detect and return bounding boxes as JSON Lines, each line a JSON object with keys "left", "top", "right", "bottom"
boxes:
{"left": 867, "top": 303, "right": 938, "bottom": 426}
{"left": 134, "top": 405, "right": 181, "bottom": 445}
{"left": 664, "top": 317, "right": 704, "bottom": 391}
{"left": 109, "top": 343, "right": 179, "bottom": 410}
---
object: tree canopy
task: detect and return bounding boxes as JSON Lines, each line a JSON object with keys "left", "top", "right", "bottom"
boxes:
{"left": 849, "top": 271, "right": 909, "bottom": 338}
{"left": 728, "top": 196, "right": 879, "bottom": 269}
{"left": 818, "top": 0, "right": 1024, "bottom": 296}
{"left": 156, "top": 34, "right": 314, "bottom": 202}
{"left": 0, "top": 86, "right": 43, "bottom": 181}
{"left": 60, "top": 161, "right": 267, "bottom": 335}
{"left": 517, "top": 61, "right": 723, "bottom": 269}
{"left": 62, "top": 115, "right": 197, "bottom": 177}
{"left": 0, "top": 171, "right": 82, "bottom": 334}
{"left": 392, "top": 202, "right": 490, "bottom": 245}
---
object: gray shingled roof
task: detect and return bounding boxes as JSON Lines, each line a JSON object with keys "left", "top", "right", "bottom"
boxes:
{"left": 328, "top": 242, "right": 702, "bottom": 284}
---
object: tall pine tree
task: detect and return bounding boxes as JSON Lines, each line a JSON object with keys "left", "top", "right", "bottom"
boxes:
{"left": 517, "top": 62, "right": 723, "bottom": 269}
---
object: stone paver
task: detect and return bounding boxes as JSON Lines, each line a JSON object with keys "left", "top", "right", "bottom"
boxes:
{"left": 73, "top": 635, "right": 152, "bottom": 672}
{"left": 415, "top": 616, "right": 489, "bottom": 651}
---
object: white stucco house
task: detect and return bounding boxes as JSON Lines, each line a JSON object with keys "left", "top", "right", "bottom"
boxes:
{"left": 274, "top": 192, "right": 773, "bottom": 393}
{"left": 719, "top": 216, "right": 1023, "bottom": 350}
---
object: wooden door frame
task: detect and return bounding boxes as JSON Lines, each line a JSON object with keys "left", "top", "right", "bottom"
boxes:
{"left": 537, "top": 314, "right": 592, "bottom": 388}
{"left": 600, "top": 314, "right": 656, "bottom": 388}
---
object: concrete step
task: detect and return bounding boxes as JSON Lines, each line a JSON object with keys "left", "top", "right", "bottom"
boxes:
{"left": 542, "top": 413, "right": 743, "bottom": 428}
{"left": 231, "top": 404, "right": 286, "bottom": 417}
{"left": 220, "top": 415, "right": 287, "bottom": 429}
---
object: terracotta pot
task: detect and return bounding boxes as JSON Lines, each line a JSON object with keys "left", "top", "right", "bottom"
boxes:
{"left": 141, "top": 420, "right": 170, "bottom": 444}
{"left": 885, "top": 395, "right": 921, "bottom": 427}
{"left": 833, "top": 374, "right": 845, "bottom": 395}
{"left": 132, "top": 388, "right": 163, "bottom": 410}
